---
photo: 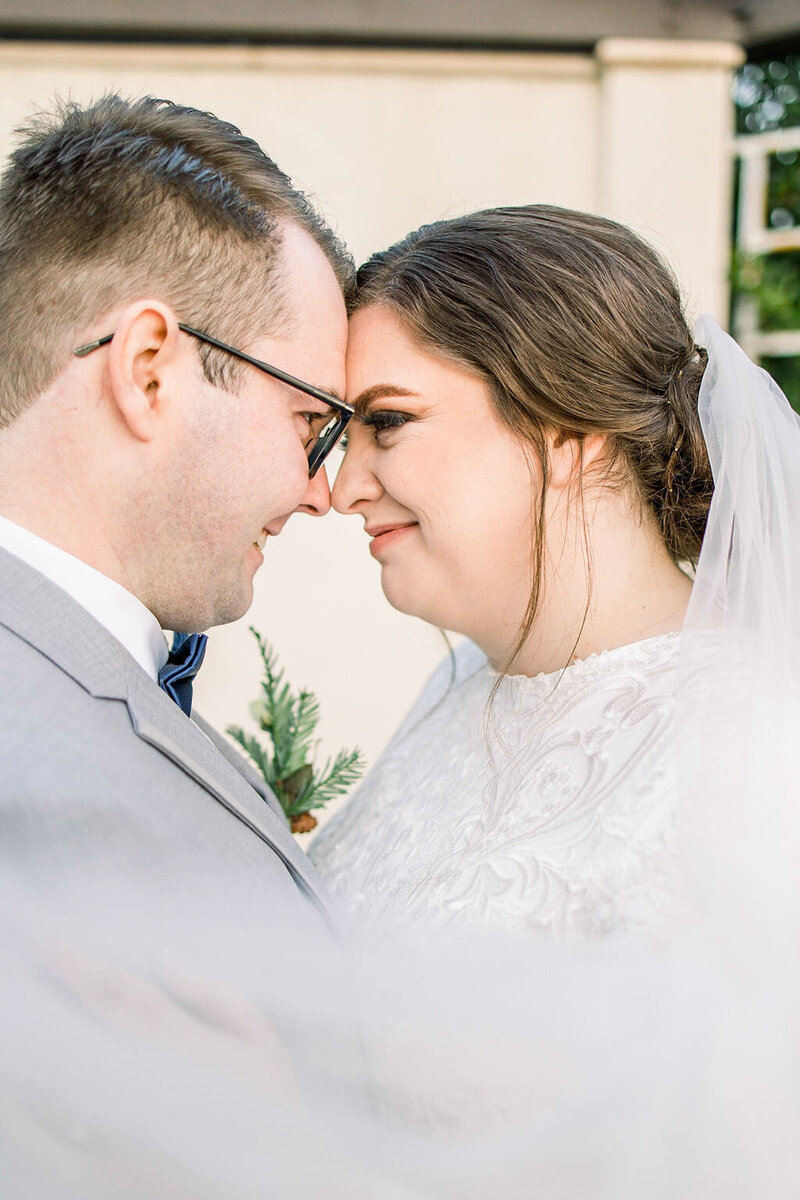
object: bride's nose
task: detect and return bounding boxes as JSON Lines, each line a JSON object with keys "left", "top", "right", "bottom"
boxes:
{"left": 331, "top": 442, "right": 383, "bottom": 514}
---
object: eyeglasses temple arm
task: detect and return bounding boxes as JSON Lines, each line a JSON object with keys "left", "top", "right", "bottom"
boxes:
{"left": 74, "top": 334, "right": 114, "bottom": 358}
{"left": 178, "top": 323, "right": 354, "bottom": 415}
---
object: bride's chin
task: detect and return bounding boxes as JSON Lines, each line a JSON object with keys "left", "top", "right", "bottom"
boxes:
{"left": 380, "top": 584, "right": 419, "bottom": 620}
{"left": 380, "top": 574, "right": 452, "bottom": 629}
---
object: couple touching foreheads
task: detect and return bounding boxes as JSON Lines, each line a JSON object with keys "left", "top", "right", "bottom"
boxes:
{"left": 3, "top": 91, "right": 800, "bottom": 1189}
{"left": 0, "top": 90, "right": 711, "bottom": 943}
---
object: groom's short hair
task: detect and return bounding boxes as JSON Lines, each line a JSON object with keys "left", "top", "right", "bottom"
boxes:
{"left": 0, "top": 93, "right": 353, "bottom": 428}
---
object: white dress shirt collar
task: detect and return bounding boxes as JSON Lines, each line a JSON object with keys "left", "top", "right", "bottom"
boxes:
{"left": 0, "top": 516, "right": 168, "bottom": 682}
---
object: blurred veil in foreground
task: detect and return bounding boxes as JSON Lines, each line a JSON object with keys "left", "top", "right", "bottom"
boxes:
{"left": 1, "top": 318, "right": 799, "bottom": 1198}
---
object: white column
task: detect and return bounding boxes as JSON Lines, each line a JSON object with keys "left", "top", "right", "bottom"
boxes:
{"left": 596, "top": 38, "right": 745, "bottom": 324}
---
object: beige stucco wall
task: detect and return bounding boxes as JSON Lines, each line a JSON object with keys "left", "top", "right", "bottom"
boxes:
{"left": 0, "top": 39, "right": 743, "bottom": 783}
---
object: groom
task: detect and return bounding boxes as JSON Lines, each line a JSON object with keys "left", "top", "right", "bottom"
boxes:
{"left": 0, "top": 96, "right": 352, "bottom": 942}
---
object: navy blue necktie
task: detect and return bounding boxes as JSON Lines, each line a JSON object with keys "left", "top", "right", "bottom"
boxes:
{"left": 158, "top": 631, "right": 208, "bottom": 717}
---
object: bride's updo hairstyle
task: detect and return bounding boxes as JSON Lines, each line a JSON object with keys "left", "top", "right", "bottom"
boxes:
{"left": 351, "top": 204, "right": 713, "bottom": 661}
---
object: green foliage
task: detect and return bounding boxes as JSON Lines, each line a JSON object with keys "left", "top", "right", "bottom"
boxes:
{"left": 227, "top": 628, "right": 366, "bottom": 831}
{"left": 732, "top": 249, "right": 800, "bottom": 332}
{"left": 732, "top": 55, "right": 800, "bottom": 412}
{"left": 763, "top": 355, "right": 800, "bottom": 411}
{"left": 768, "top": 151, "right": 800, "bottom": 228}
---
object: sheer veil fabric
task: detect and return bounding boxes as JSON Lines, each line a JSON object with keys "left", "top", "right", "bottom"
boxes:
{"left": 2, "top": 318, "right": 800, "bottom": 1197}
{"left": 679, "top": 316, "right": 800, "bottom": 978}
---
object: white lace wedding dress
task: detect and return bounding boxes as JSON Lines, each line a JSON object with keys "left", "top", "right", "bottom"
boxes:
{"left": 311, "top": 632, "right": 687, "bottom": 936}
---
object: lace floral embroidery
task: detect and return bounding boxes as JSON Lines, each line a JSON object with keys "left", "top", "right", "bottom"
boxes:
{"left": 311, "top": 635, "right": 685, "bottom": 937}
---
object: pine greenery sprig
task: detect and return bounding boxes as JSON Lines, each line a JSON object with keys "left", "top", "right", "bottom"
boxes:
{"left": 227, "top": 627, "right": 365, "bottom": 834}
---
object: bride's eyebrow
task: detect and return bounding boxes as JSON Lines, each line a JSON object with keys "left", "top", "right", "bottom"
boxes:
{"left": 351, "top": 384, "right": 418, "bottom": 416}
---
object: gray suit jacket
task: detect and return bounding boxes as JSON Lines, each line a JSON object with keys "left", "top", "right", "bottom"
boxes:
{"left": 0, "top": 546, "right": 331, "bottom": 939}
{"left": 0, "top": 549, "right": 374, "bottom": 1187}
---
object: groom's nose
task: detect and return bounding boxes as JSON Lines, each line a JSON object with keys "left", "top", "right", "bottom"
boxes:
{"left": 294, "top": 465, "right": 332, "bottom": 517}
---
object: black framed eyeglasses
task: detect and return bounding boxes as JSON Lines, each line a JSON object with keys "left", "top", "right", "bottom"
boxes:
{"left": 74, "top": 322, "right": 353, "bottom": 478}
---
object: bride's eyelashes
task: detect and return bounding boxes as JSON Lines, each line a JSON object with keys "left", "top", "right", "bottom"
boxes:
{"left": 357, "top": 409, "right": 416, "bottom": 442}
{"left": 337, "top": 409, "right": 416, "bottom": 451}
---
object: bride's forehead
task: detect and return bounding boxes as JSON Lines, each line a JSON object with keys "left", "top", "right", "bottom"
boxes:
{"left": 346, "top": 305, "right": 414, "bottom": 356}
{"left": 346, "top": 307, "right": 482, "bottom": 394}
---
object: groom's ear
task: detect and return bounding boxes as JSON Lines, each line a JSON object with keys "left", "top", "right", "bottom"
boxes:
{"left": 105, "top": 301, "right": 185, "bottom": 443}
{"left": 547, "top": 429, "right": 608, "bottom": 492}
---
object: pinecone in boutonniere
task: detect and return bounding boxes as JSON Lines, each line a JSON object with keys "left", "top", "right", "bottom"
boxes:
{"left": 227, "top": 628, "right": 365, "bottom": 834}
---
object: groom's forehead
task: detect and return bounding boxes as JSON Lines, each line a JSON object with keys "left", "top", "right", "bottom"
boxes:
{"left": 248, "top": 230, "right": 346, "bottom": 392}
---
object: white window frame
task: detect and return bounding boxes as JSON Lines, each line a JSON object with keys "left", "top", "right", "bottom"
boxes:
{"left": 733, "top": 127, "right": 800, "bottom": 362}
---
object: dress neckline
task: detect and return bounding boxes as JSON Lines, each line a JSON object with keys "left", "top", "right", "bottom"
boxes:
{"left": 482, "top": 630, "right": 682, "bottom": 686}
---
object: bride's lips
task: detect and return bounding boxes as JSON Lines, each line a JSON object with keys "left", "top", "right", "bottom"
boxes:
{"left": 366, "top": 522, "right": 418, "bottom": 558}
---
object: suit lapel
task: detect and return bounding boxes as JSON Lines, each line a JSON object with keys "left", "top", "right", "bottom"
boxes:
{"left": 0, "top": 548, "right": 329, "bottom": 916}
{"left": 0, "top": 545, "right": 130, "bottom": 701}
{"left": 192, "top": 711, "right": 287, "bottom": 823}
{"left": 125, "top": 662, "right": 328, "bottom": 909}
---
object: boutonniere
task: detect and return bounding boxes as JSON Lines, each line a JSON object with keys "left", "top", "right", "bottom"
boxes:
{"left": 228, "top": 628, "right": 365, "bottom": 834}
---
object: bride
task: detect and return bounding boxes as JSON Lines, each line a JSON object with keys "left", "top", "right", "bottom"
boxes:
{"left": 311, "top": 204, "right": 755, "bottom": 936}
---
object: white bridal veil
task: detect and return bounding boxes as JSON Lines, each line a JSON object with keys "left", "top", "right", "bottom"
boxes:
{"left": 2, "top": 319, "right": 800, "bottom": 1198}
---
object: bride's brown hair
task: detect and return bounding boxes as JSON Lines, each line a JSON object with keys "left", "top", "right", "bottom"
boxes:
{"left": 351, "top": 204, "right": 713, "bottom": 669}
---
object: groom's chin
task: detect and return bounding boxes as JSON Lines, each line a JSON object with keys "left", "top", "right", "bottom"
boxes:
{"left": 181, "top": 573, "right": 256, "bottom": 633}
{"left": 211, "top": 582, "right": 256, "bottom": 629}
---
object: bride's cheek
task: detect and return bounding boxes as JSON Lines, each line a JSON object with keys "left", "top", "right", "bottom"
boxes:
{"left": 384, "top": 462, "right": 418, "bottom": 506}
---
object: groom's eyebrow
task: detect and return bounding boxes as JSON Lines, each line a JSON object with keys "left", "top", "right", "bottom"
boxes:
{"left": 352, "top": 384, "right": 418, "bottom": 416}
